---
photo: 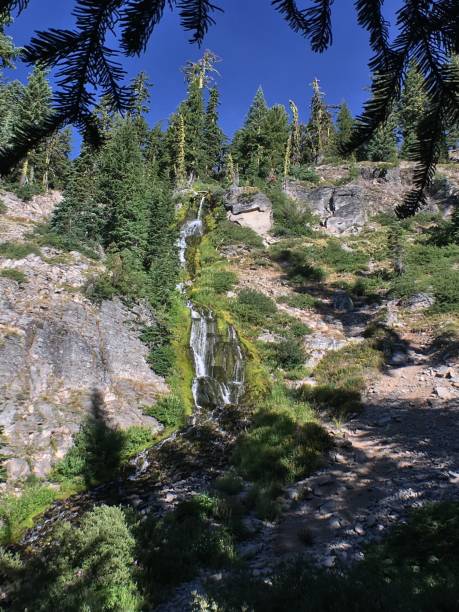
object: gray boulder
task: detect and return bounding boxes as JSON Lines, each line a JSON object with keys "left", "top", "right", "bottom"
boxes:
{"left": 224, "top": 186, "right": 271, "bottom": 215}
{"left": 333, "top": 292, "right": 354, "bottom": 312}
{"left": 224, "top": 186, "right": 273, "bottom": 236}
{"left": 284, "top": 181, "right": 367, "bottom": 234}
{"left": 402, "top": 293, "right": 435, "bottom": 311}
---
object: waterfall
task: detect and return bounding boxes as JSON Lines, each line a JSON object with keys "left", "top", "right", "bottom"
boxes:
{"left": 189, "top": 306, "right": 244, "bottom": 409}
{"left": 177, "top": 195, "right": 205, "bottom": 265}
{"left": 178, "top": 194, "right": 245, "bottom": 410}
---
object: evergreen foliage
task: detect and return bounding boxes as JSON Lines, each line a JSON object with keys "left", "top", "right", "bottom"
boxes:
{"left": 397, "top": 61, "right": 428, "bottom": 160}
{"left": 305, "top": 78, "right": 335, "bottom": 163}
{"left": 335, "top": 102, "right": 354, "bottom": 156}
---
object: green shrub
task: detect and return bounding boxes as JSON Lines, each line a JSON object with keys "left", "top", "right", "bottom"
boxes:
{"left": 271, "top": 339, "right": 305, "bottom": 369}
{"left": 145, "top": 395, "right": 184, "bottom": 428}
{"left": 233, "top": 407, "right": 328, "bottom": 487}
{"left": 277, "top": 293, "right": 318, "bottom": 310}
{"left": 0, "top": 198, "right": 6, "bottom": 214}
{"left": 141, "top": 323, "right": 175, "bottom": 378}
{"left": 289, "top": 165, "right": 320, "bottom": 183}
{"left": 139, "top": 494, "right": 236, "bottom": 600}
{"left": 209, "top": 269, "right": 238, "bottom": 293}
{"left": 53, "top": 414, "right": 154, "bottom": 486}
{"left": 391, "top": 243, "right": 459, "bottom": 313}
{"left": 5, "top": 505, "right": 142, "bottom": 611}
{"left": 214, "top": 471, "right": 244, "bottom": 496}
{"left": 0, "top": 480, "right": 57, "bottom": 544}
{"left": 0, "top": 268, "right": 27, "bottom": 283}
{"left": 31, "top": 223, "right": 100, "bottom": 259}
{"left": 270, "top": 245, "right": 326, "bottom": 283}
{"left": 269, "top": 189, "right": 316, "bottom": 237}
{"left": 314, "top": 341, "right": 383, "bottom": 393}
{"left": 0, "top": 241, "right": 40, "bottom": 259}
{"left": 11, "top": 182, "right": 43, "bottom": 202}
{"left": 298, "top": 385, "right": 362, "bottom": 417}
{"left": 212, "top": 220, "right": 263, "bottom": 249}
{"left": 317, "top": 238, "right": 369, "bottom": 273}
{"left": 232, "top": 289, "right": 277, "bottom": 326}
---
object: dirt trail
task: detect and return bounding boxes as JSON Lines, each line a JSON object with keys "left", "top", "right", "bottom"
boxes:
{"left": 235, "top": 263, "right": 459, "bottom": 571}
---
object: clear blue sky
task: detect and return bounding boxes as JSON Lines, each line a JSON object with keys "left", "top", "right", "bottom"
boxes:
{"left": 7, "top": 0, "right": 402, "bottom": 152}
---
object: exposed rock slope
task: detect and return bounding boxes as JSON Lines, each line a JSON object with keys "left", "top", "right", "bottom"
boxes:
{"left": 0, "top": 192, "right": 166, "bottom": 484}
{"left": 284, "top": 162, "right": 459, "bottom": 233}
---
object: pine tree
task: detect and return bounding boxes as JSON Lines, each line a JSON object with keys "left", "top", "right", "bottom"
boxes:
{"left": 203, "top": 87, "right": 224, "bottom": 176}
{"left": 289, "top": 100, "right": 301, "bottom": 164}
{"left": 398, "top": 62, "right": 427, "bottom": 159}
{"left": 263, "top": 103, "right": 290, "bottom": 177}
{"left": 335, "top": 102, "right": 354, "bottom": 157}
{"left": 147, "top": 180, "right": 178, "bottom": 307}
{"left": 51, "top": 146, "right": 103, "bottom": 245}
{"left": 232, "top": 87, "right": 269, "bottom": 179}
{"left": 0, "top": 79, "right": 23, "bottom": 149}
{"left": 305, "top": 78, "right": 335, "bottom": 163}
{"left": 365, "top": 117, "right": 398, "bottom": 163}
{"left": 34, "top": 128, "right": 71, "bottom": 192}
{"left": 99, "top": 117, "right": 150, "bottom": 258}
{"left": 128, "top": 71, "right": 152, "bottom": 147}
{"left": 0, "top": 13, "right": 20, "bottom": 72}
{"left": 14, "top": 65, "right": 52, "bottom": 186}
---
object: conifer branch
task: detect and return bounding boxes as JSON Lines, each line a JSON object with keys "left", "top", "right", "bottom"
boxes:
{"left": 177, "top": 0, "right": 222, "bottom": 45}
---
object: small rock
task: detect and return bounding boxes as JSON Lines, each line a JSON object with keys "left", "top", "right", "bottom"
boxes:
{"left": 333, "top": 292, "right": 354, "bottom": 312}
{"left": 354, "top": 524, "right": 365, "bottom": 536}
{"left": 323, "top": 555, "right": 336, "bottom": 568}
{"left": 403, "top": 292, "right": 435, "bottom": 311}
{"left": 434, "top": 386, "right": 454, "bottom": 400}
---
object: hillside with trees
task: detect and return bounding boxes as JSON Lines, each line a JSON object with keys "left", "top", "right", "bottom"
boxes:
{"left": 0, "top": 4, "right": 459, "bottom": 611}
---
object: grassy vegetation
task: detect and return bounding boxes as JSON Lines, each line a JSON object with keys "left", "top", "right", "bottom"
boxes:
{"left": 0, "top": 241, "right": 40, "bottom": 259}
{"left": 138, "top": 494, "right": 237, "bottom": 603}
{"left": 0, "top": 268, "right": 27, "bottom": 283}
{"left": 212, "top": 219, "right": 264, "bottom": 249}
{"left": 270, "top": 242, "right": 326, "bottom": 283}
{"left": 267, "top": 189, "right": 317, "bottom": 238}
{"left": 31, "top": 223, "right": 100, "bottom": 259}
{"left": 0, "top": 480, "right": 58, "bottom": 544}
{"left": 277, "top": 292, "right": 318, "bottom": 310}
{"left": 144, "top": 394, "right": 185, "bottom": 429}
{"left": 297, "top": 341, "right": 384, "bottom": 418}
{"left": 52, "top": 416, "right": 154, "bottom": 488}
{"left": 232, "top": 384, "right": 330, "bottom": 519}
{"left": 0, "top": 198, "right": 6, "bottom": 214}
{"left": 204, "top": 502, "right": 459, "bottom": 612}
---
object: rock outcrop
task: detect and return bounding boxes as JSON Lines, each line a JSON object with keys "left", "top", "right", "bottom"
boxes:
{"left": 0, "top": 193, "right": 166, "bottom": 484}
{"left": 284, "top": 162, "right": 459, "bottom": 234}
{"left": 224, "top": 186, "right": 273, "bottom": 237}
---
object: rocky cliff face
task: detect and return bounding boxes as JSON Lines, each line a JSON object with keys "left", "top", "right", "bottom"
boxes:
{"left": 224, "top": 186, "right": 273, "bottom": 236}
{"left": 0, "top": 193, "right": 166, "bottom": 484}
{"left": 284, "top": 162, "right": 459, "bottom": 234}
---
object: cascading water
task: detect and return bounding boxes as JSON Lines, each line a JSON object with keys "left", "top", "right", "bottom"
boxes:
{"left": 177, "top": 195, "right": 205, "bottom": 265}
{"left": 189, "top": 306, "right": 244, "bottom": 409}
{"left": 180, "top": 195, "right": 244, "bottom": 410}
